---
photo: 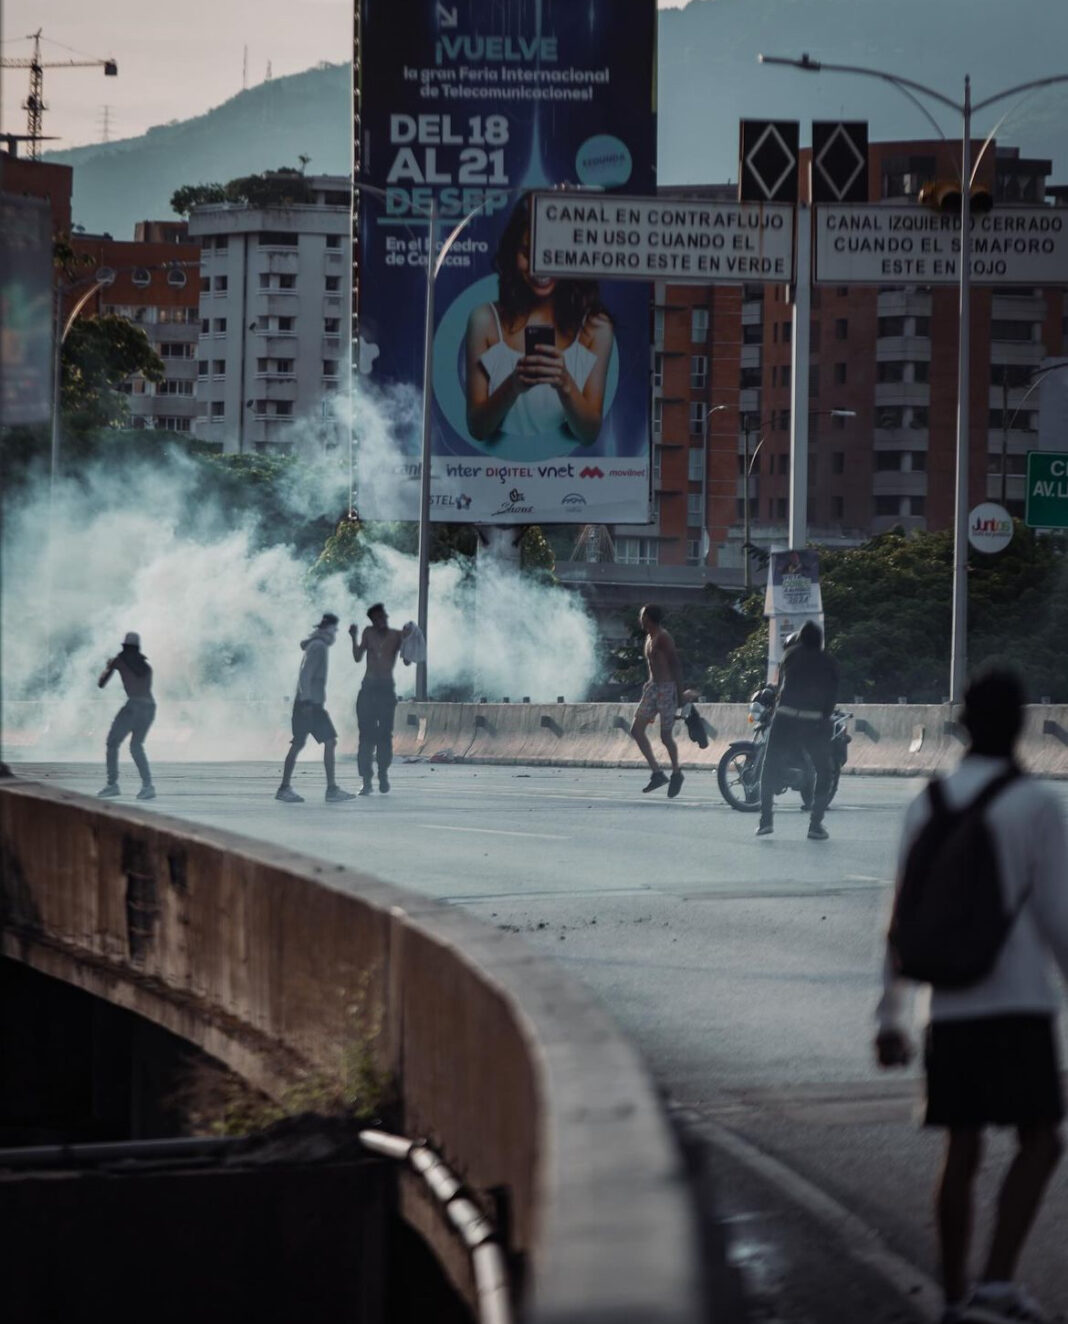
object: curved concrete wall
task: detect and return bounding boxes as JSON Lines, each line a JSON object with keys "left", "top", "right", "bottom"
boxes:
{"left": 0, "top": 778, "right": 702, "bottom": 1323}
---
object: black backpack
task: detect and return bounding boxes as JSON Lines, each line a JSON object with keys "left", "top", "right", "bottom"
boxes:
{"left": 888, "top": 767, "right": 1029, "bottom": 990}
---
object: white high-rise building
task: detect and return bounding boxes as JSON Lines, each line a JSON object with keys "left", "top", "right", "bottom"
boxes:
{"left": 188, "top": 175, "right": 350, "bottom": 453}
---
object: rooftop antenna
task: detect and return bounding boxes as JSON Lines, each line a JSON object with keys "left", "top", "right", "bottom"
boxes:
{"left": 242, "top": 44, "right": 248, "bottom": 90}
{"left": 265, "top": 59, "right": 273, "bottom": 82}
{"left": 98, "top": 104, "right": 112, "bottom": 142}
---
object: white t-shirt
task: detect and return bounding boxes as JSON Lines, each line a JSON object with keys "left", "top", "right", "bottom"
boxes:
{"left": 877, "top": 754, "right": 1068, "bottom": 1030}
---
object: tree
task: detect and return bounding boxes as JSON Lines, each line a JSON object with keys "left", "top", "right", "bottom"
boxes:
{"left": 61, "top": 316, "right": 165, "bottom": 435}
{"left": 170, "top": 183, "right": 227, "bottom": 217}
{"left": 170, "top": 168, "right": 313, "bottom": 218}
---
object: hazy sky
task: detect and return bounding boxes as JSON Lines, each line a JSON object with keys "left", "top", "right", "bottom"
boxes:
{"left": 2, "top": 1, "right": 692, "bottom": 152}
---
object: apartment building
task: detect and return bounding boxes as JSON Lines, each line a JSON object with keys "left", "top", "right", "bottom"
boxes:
{"left": 187, "top": 176, "right": 351, "bottom": 453}
{"left": 73, "top": 226, "right": 201, "bottom": 433}
{"left": 565, "top": 140, "right": 1067, "bottom": 598}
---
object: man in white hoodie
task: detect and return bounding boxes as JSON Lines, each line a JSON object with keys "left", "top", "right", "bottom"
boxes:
{"left": 875, "top": 669, "right": 1068, "bottom": 1324}
{"left": 276, "top": 613, "right": 355, "bottom": 803}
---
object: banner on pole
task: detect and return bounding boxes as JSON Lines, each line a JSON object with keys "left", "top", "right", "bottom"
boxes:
{"left": 764, "top": 550, "right": 824, "bottom": 680}
{"left": 355, "top": 0, "right": 657, "bottom": 525}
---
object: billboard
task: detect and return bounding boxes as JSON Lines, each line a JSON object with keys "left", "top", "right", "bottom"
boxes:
{"left": 815, "top": 205, "right": 1068, "bottom": 286}
{"left": 530, "top": 194, "right": 794, "bottom": 284}
{"left": 356, "top": 0, "right": 657, "bottom": 524}
{"left": 0, "top": 193, "right": 53, "bottom": 429}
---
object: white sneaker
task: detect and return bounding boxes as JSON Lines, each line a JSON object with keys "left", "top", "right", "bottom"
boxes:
{"left": 965, "top": 1282, "right": 1049, "bottom": 1324}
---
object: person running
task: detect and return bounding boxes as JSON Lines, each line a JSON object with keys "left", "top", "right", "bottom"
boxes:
{"left": 97, "top": 631, "right": 156, "bottom": 800}
{"left": 349, "top": 603, "right": 411, "bottom": 796}
{"left": 756, "top": 621, "right": 838, "bottom": 840}
{"left": 875, "top": 669, "right": 1068, "bottom": 1324}
{"left": 276, "top": 613, "right": 354, "bottom": 803}
{"left": 628, "top": 604, "right": 692, "bottom": 798}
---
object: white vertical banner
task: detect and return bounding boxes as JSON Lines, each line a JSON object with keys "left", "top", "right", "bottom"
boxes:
{"left": 765, "top": 550, "right": 824, "bottom": 681}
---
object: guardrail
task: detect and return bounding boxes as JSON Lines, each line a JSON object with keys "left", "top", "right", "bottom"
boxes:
{"left": 0, "top": 777, "right": 703, "bottom": 1322}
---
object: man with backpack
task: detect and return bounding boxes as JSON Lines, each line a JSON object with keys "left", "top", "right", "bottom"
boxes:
{"left": 876, "top": 669, "right": 1068, "bottom": 1324}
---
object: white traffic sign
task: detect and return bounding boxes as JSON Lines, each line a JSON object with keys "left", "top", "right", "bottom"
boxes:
{"left": 815, "top": 205, "right": 1068, "bottom": 286}
{"left": 530, "top": 192, "right": 795, "bottom": 284}
{"left": 968, "top": 502, "right": 1014, "bottom": 554}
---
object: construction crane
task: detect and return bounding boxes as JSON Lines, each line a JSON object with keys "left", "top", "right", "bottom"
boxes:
{"left": 1, "top": 29, "right": 117, "bottom": 160}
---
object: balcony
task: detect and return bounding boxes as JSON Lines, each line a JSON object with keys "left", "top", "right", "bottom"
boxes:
{"left": 876, "top": 290, "right": 932, "bottom": 318}
{"left": 263, "top": 253, "right": 301, "bottom": 276}
{"left": 741, "top": 301, "right": 763, "bottom": 327}
{"left": 740, "top": 344, "right": 761, "bottom": 370}
{"left": 258, "top": 293, "right": 301, "bottom": 317}
{"left": 873, "top": 471, "right": 927, "bottom": 497}
{"left": 991, "top": 293, "right": 1046, "bottom": 321}
{"left": 151, "top": 322, "right": 200, "bottom": 344}
{"left": 875, "top": 336, "right": 932, "bottom": 359}
{"left": 264, "top": 379, "right": 299, "bottom": 401}
{"left": 874, "top": 381, "right": 930, "bottom": 408}
{"left": 161, "top": 358, "right": 198, "bottom": 381}
{"left": 988, "top": 341, "right": 1044, "bottom": 367}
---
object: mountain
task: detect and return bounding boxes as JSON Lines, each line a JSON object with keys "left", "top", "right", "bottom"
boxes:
{"left": 47, "top": 0, "right": 1068, "bottom": 236}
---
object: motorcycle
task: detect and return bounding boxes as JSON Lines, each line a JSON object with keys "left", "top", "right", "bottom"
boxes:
{"left": 717, "top": 686, "right": 852, "bottom": 813}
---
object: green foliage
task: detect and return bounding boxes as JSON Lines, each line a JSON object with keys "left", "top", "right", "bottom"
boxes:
{"left": 703, "top": 526, "right": 1068, "bottom": 704}
{"left": 519, "top": 525, "right": 556, "bottom": 582}
{"left": 170, "top": 168, "right": 311, "bottom": 217}
{"left": 61, "top": 316, "right": 165, "bottom": 435}
{"left": 312, "top": 516, "right": 366, "bottom": 583}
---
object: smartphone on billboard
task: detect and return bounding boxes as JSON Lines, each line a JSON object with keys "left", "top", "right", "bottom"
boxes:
{"left": 524, "top": 325, "right": 555, "bottom": 356}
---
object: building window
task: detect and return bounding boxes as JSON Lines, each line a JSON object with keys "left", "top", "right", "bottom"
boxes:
{"left": 776, "top": 497, "right": 788, "bottom": 520}
{"left": 781, "top": 321, "right": 792, "bottom": 345}
{"left": 653, "top": 353, "right": 663, "bottom": 389}
{"left": 199, "top": 277, "right": 211, "bottom": 294}
{"left": 275, "top": 401, "right": 294, "bottom": 417}
{"left": 279, "top": 274, "right": 297, "bottom": 290}
{"left": 323, "top": 360, "right": 339, "bottom": 377}
{"left": 686, "top": 538, "right": 702, "bottom": 565}
{"left": 326, "top": 234, "right": 342, "bottom": 249}
{"left": 878, "top": 406, "right": 904, "bottom": 430}
{"left": 832, "top": 451, "right": 845, "bottom": 475}
{"left": 200, "top": 318, "right": 210, "bottom": 334}
{"left": 690, "top": 402, "right": 706, "bottom": 435}
{"left": 214, "top": 275, "right": 228, "bottom": 292}
{"left": 157, "top": 380, "right": 193, "bottom": 396}
{"left": 834, "top": 361, "right": 847, "bottom": 385}
{"left": 197, "top": 360, "right": 208, "bottom": 377}
{"left": 159, "top": 342, "right": 195, "bottom": 358}
{"left": 832, "top": 495, "right": 844, "bottom": 519}
{"left": 877, "top": 361, "right": 905, "bottom": 383}
{"left": 739, "top": 367, "right": 762, "bottom": 390}
{"left": 157, "top": 416, "right": 192, "bottom": 432}
{"left": 687, "top": 493, "right": 704, "bottom": 525}
{"left": 278, "top": 317, "right": 295, "bottom": 331}
{"left": 910, "top": 406, "right": 929, "bottom": 429}
{"left": 875, "top": 450, "right": 903, "bottom": 471}
{"left": 214, "top": 318, "right": 227, "bottom": 334}
{"left": 835, "top": 318, "right": 848, "bottom": 340}
{"left": 777, "top": 409, "right": 790, "bottom": 431}
{"left": 652, "top": 445, "right": 662, "bottom": 481}
{"left": 690, "top": 355, "right": 707, "bottom": 390}
{"left": 878, "top": 316, "right": 905, "bottom": 338}
{"left": 210, "top": 401, "right": 225, "bottom": 418}
{"left": 688, "top": 449, "right": 705, "bottom": 481}
{"left": 652, "top": 399, "right": 662, "bottom": 436}
{"left": 258, "top": 231, "right": 299, "bottom": 247}
{"left": 324, "top": 318, "right": 340, "bottom": 334}
{"left": 257, "top": 357, "right": 269, "bottom": 373}
{"left": 777, "top": 453, "right": 788, "bottom": 475}
{"left": 616, "top": 537, "right": 658, "bottom": 566}
{"left": 875, "top": 495, "right": 903, "bottom": 516}
{"left": 691, "top": 308, "right": 709, "bottom": 343}
{"left": 743, "top": 322, "right": 763, "bottom": 345}
{"left": 781, "top": 364, "right": 791, "bottom": 389}
{"left": 654, "top": 306, "right": 665, "bottom": 343}
{"left": 990, "top": 320, "right": 1036, "bottom": 343}
{"left": 213, "top": 359, "right": 226, "bottom": 376}
{"left": 275, "top": 358, "right": 294, "bottom": 374}
{"left": 258, "top": 273, "right": 271, "bottom": 289}
{"left": 325, "top": 276, "right": 341, "bottom": 292}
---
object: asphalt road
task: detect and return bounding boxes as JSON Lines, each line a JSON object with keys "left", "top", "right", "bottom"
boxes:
{"left": 11, "top": 759, "right": 1068, "bottom": 1323}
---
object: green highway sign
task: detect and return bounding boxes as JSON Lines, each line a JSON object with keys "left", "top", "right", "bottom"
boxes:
{"left": 1026, "top": 452, "right": 1068, "bottom": 528}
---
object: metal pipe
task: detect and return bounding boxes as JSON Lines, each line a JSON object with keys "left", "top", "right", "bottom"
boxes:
{"left": 950, "top": 81, "right": 973, "bottom": 704}
{"left": 788, "top": 203, "right": 812, "bottom": 550}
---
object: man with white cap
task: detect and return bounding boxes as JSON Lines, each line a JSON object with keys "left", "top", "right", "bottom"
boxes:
{"left": 97, "top": 631, "right": 156, "bottom": 800}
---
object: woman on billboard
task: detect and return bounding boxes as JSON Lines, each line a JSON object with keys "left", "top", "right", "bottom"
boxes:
{"left": 465, "top": 196, "right": 614, "bottom": 444}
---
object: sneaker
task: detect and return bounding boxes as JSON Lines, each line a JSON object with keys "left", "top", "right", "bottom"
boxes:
{"left": 275, "top": 786, "right": 304, "bottom": 803}
{"left": 325, "top": 785, "right": 356, "bottom": 803}
{"left": 642, "top": 771, "right": 669, "bottom": 793}
{"left": 379, "top": 774, "right": 390, "bottom": 794}
{"left": 136, "top": 786, "right": 156, "bottom": 801}
{"left": 755, "top": 822, "right": 773, "bottom": 837}
{"left": 358, "top": 780, "right": 374, "bottom": 797}
{"left": 965, "top": 1282, "right": 1049, "bottom": 1324}
{"left": 97, "top": 783, "right": 120, "bottom": 798}
{"left": 808, "top": 823, "right": 830, "bottom": 841}
{"left": 667, "top": 770, "right": 684, "bottom": 799}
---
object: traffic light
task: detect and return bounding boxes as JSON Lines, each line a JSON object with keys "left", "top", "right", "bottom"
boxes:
{"left": 918, "top": 180, "right": 993, "bottom": 213}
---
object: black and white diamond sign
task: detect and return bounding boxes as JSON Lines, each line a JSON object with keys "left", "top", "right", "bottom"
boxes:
{"left": 739, "top": 120, "right": 799, "bottom": 203}
{"left": 812, "top": 122, "right": 869, "bottom": 203}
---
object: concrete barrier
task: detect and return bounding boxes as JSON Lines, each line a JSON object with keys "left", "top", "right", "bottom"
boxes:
{"left": 0, "top": 778, "right": 702, "bottom": 1323}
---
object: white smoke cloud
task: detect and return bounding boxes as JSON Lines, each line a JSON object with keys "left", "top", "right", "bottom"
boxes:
{"left": 1, "top": 387, "right": 599, "bottom": 762}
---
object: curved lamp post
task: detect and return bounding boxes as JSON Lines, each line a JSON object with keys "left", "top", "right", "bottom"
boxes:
{"left": 758, "top": 53, "right": 1068, "bottom": 699}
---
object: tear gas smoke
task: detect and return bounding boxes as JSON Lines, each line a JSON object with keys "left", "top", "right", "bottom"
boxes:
{"left": 1, "top": 387, "right": 599, "bottom": 762}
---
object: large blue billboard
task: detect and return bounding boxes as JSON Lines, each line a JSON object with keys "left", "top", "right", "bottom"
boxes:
{"left": 355, "top": 0, "right": 657, "bottom": 524}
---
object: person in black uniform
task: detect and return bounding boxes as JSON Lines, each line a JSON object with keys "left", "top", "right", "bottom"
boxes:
{"left": 757, "top": 621, "right": 839, "bottom": 840}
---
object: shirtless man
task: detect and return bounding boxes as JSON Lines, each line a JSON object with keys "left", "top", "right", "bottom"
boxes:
{"left": 629, "top": 604, "right": 692, "bottom": 798}
{"left": 349, "top": 603, "right": 411, "bottom": 795}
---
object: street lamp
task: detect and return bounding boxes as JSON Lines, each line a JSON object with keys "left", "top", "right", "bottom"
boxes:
{"left": 739, "top": 408, "right": 855, "bottom": 591}
{"left": 699, "top": 403, "right": 729, "bottom": 565}
{"left": 758, "top": 53, "right": 1068, "bottom": 699}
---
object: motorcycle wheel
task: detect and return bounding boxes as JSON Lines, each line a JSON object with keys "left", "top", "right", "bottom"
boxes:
{"left": 717, "top": 741, "right": 762, "bottom": 812}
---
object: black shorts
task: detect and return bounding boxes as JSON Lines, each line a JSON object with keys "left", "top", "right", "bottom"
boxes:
{"left": 291, "top": 700, "right": 337, "bottom": 745}
{"left": 924, "top": 1013, "right": 1064, "bottom": 1129}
